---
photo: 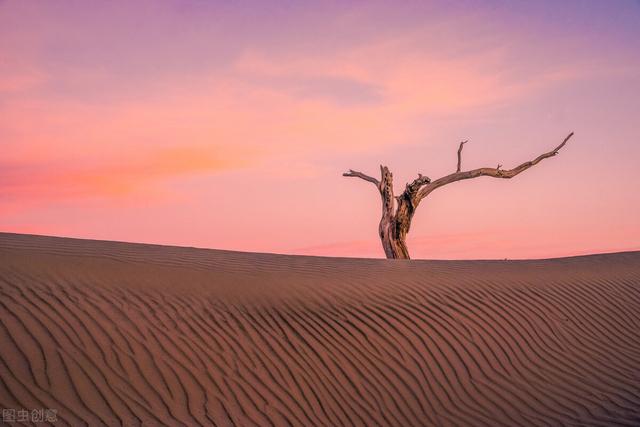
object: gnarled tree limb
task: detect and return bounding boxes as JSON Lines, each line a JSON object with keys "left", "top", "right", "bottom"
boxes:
{"left": 417, "top": 132, "right": 574, "bottom": 201}
{"left": 343, "top": 169, "right": 380, "bottom": 187}
{"left": 403, "top": 174, "right": 432, "bottom": 197}
{"left": 398, "top": 173, "right": 431, "bottom": 208}
{"left": 456, "top": 140, "right": 468, "bottom": 172}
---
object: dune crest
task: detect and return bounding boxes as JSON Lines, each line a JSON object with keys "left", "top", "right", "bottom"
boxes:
{"left": 1, "top": 233, "right": 639, "bottom": 426}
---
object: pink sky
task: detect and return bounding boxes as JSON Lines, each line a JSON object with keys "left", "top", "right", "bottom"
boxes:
{"left": 1, "top": 1, "right": 639, "bottom": 259}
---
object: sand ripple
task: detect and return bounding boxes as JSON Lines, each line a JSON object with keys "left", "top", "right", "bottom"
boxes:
{"left": 1, "top": 233, "right": 639, "bottom": 426}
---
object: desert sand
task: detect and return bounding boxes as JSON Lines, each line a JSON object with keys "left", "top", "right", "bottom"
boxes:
{"left": 1, "top": 232, "right": 639, "bottom": 426}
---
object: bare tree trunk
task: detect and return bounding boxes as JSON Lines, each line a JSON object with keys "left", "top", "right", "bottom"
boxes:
{"left": 379, "top": 216, "right": 412, "bottom": 259}
{"left": 377, "top": 165, "right": 423, "bottom": 259}
{"left": 379, "top": 224, "right": 410, "bottom": 259}
{"left": 388, "top": 201, "right": 414, "bottom": 259}
{"left": 343, "top": 132, "right": 573, "bottom": 259}
{"left": 377, "top": 166, "right": 405, "bottom": 258}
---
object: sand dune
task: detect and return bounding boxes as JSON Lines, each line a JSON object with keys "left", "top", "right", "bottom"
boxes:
{"left": 1, "top": 233, "right": 639, "bottom": 426}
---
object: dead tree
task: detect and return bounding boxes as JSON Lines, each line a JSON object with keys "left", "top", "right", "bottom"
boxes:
{"left": 344, "top": 132, "right": 574, "bottom": 259}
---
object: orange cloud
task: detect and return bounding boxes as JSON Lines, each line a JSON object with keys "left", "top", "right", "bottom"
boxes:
{"left": 1, "top": 144, "right": 252, "bottom": 201}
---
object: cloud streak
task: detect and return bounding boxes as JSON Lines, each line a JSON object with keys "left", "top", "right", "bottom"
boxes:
{"left": 0, "top": 145, "right": 251, "bottom": 202}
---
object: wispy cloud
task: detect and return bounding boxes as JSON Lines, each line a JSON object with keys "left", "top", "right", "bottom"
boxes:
{"left": 0, "top": 144, "right": 252, "bottom": 201}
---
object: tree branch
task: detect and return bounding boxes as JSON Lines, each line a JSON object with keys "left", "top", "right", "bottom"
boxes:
{"left": 456, "top": 140, "right": 468, "bottom": 172}
{"left": 395, "top": 172, "right": 432, "bottom": 217}
{"left": 343, "top": 169, "right": 380, "bottom": 186}
{"left": 417, "top": 132, "right": 574, "bottom": 200}
{"left": 399, "top": 173, "right": 431, "bottom": 202}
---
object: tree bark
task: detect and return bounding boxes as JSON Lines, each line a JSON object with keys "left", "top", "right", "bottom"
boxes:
{"left": 377, "top": 166, "right": 412, "bottom": 259}
{"left": 344, "top": 166, "right": 430, "bottom": 259}
{"left": 343, "top": 132, "right": 573, "bottom": 259}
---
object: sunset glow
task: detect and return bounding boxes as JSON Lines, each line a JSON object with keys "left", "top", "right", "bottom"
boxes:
{"left": 1, "top": 1, "right": 639, "bottom": 259}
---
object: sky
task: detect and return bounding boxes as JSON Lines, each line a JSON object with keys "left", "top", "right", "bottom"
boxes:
{"left": 1, "top": 0, "right": 639, "bottom": 259}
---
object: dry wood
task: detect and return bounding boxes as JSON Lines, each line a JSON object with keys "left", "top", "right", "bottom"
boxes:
{"left": 344, "top": 132, "right": 574, "bottom": 259}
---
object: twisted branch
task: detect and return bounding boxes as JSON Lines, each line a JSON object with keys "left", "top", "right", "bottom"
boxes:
{"left": 399, "top": 173, "right": 431, "bottom": 202}
{"left": 343, "top": 169, "right": 380, "bottom": 186}
{"left": 417, "top": 132, "right": 574, "bottom": 200}
{"left": 456, "top": 140, "right": 468, "bottom": 172}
